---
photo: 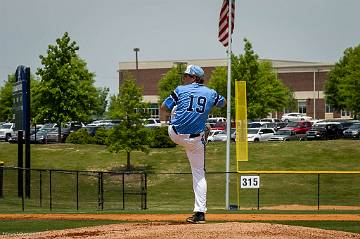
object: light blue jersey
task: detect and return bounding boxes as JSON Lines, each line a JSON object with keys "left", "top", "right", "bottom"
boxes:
{"left": 163, "top": 83, "right": 225, "bottom": 134}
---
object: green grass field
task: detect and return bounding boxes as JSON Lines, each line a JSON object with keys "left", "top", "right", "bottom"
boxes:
{"left": 1, "top": 140, "right": 360, "bottom": 234}
{"left": 1, "top": 140, "right": 360, "bottom": 211}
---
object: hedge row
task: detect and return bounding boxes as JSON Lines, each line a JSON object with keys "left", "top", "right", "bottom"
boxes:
{"left": 66, "top": 126, "right": 176, "bottom": 148}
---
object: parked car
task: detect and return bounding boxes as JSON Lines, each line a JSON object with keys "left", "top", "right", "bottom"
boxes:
{"left": 306, "top": 122, "right": 343, "bottom": 140}
{"left": 207, "top": 129, "right": 224, "bottom": 142}
{"left": 0, "top": 123, "right": 15, "bottom": 142}
{"left": 87, "top": 119, "right": 121, "bottom": 127}
{"left": 281, "top": 113, "right": 312, "bottom": 122}
{"left": 41, "top": 123, "right": 58, "bottom": 129}
{"left": 8, "top": 126, "right": 42, "bottom": 144}
{"left": 343, "top": 123, "right": 360, "bottom": 139}
{"left": 210, "top": 128, "right": 236, "bottom": 142}
{"left": 210, "top": 121, "right": 226, "bottom": 130}
{"left": 207, "top": 117, "right": 226, "bottom": 128}
{"left": 333, "top": 120, "right": 360, "bottom": 131}
{"left": 268, "top": 129, "right": 306, "bottom": 141}
{"left": 274, "top": 121, "right": 288, "bottom": 131}
{"left": 260, "top": 118, "right": 281, "bottom": 123}
{"left": 144, "top": 118, "right": 162, "bottom": 128}
{"left": 248, "top": 121, "right": 276, "bottom": 129}
{"left": 30, "top": 128, "right": 49, "bottom": 144}
{"left": 67, "top": 121, "right": 85, "bottom": 133}
{"left": 247, "top": 128, "right": 276, "bottom": 142}
{"left": 46, "top": 128, "right": 70, "bottom": 143}
{"left": 284, "top": 120, "right": 312, "bottom": 134}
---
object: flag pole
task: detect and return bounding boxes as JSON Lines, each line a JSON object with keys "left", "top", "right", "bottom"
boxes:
{"left": 225, "top": 0, "right": 233, "bottom": 210}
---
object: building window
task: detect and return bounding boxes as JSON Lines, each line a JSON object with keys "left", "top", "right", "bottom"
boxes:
{"left": 325, "top": 103, "right": 333, "bottom": 113}
{"left": 298, "top": 100, "right": 307, "bottom": 114}
{"left": 341, "top": 110, "right": 351, "bottom": 117}
{"left": 134, "top": 104, "right": 160, "bottom": 119}
{"left": 146, "top": 103, "right": 159, "bottom": 118}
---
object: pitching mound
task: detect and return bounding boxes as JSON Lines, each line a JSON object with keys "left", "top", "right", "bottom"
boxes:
{"left": 2, "top": 222, "right": 360, "bottom": 239}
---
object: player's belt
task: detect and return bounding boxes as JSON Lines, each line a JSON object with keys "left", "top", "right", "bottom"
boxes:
{"left": 172, "top": 125, "right": 201, "bottom": 138}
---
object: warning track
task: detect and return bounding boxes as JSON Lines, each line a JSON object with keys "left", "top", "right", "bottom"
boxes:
{"left": 1, "top": 213, "right": 360, "bottom": 221}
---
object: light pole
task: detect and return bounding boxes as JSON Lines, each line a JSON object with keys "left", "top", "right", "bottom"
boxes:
{"left": 133, "top": 48, "right": 140, "bottom": 81}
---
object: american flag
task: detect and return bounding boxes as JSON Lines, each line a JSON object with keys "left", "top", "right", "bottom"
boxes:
{"left": 218, "top": 0, "right": 235, "bottom": 47}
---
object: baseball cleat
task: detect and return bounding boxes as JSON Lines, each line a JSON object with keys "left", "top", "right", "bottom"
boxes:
{"left": 186, "top": 212, "right": 205, "bottom": 224}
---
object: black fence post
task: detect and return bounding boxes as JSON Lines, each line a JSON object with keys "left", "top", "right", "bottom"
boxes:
{"left": 76, "top": 171, "right": 79, "bottom": 211}
{"left": 17, "top": 130, "right": 23, "bottom": 198}
{"left": 122, "top": 173, "right": 125, "bottom": 210}
{"left": 97, "top": 172, "right": 104, "bottom": 210}
{"left": 21, "top": 179, "right": 24, "bottom": 212}
{"left": 144, "top": 173, "right": 147, "bottom": 210}
{"left": 49, "top": 170, "right": 52, "bottom": 211}
{"left": 39, "top": 171, "right": 42, "bottom": 207}
{"left": 317, "top": 173, "right": 320, "bottom": 210}
{"left": 0, "top": 161, "right": 4, "bottom": 198}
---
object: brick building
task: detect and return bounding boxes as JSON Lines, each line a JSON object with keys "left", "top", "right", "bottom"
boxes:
{"left": 118, "top": 59, "right": 349, "bottom": 121}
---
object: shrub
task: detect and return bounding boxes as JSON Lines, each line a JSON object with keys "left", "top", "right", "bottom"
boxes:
{"left": 149, "top": 126, "right": 176, "bottom": 148}
{"left": 66, "top": 128, "right": 96, "bottom": 144}
{"left": 94, "top": 127, "right": 109, "bottom": 145}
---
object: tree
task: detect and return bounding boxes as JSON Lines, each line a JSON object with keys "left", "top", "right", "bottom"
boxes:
{"left": 0, "top": 75, "right": 15, "bottom": 121}
{"left": 0, "top": 73, "right": 40, "bottom": 122}
{"left": 158, "top": 63, "right": 186, "bottom": 121}
{"left": 36, "top": 32, "right": 99, "bottom": 140}
{"left": 107, "top": 72, "right": 150, "bottom": 170}
{"left": 158, "top": 63, "right": 186, "bottom": 103}
{"left": 325, "top": 44, "right": 360, "bottom": 119}
{"left": 208, "top": 38, "right": 293, "bottom": 119}
{"left": 92, "top": 87, "right": 109, "bottom": 120}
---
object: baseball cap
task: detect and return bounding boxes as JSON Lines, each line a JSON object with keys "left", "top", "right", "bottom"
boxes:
{"left": 184, "top": 65, "right": 204, "bottom": 78}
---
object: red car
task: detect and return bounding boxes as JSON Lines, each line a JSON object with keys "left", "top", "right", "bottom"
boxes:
{"left": 282, "top": 121, "right": 312, "bottom": 134}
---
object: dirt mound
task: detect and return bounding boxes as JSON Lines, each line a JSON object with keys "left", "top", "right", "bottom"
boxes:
{"left": 2, "top": 222, "right": 360, "bottom": 239}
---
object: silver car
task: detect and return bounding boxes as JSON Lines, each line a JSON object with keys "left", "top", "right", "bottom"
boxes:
{"left": 269, "top": 129, "right": 306, "bottom": 141}
{"left": 247, "top": 128, "right": 275, "bottom": 142}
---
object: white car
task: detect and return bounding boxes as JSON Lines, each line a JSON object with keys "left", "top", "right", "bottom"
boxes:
{"left": 209, "top": 128, "right": 236, "bottom": 142}
{"left": 247, "top": 128, "right": 276, "bottom": 142}
{"left": 210, "top": 130, "right": 227, "bottom": 142}
{"left": 144, "top": 118, "right": 162, "bottom": 128}
{"left": 260, "top": 118, "right": 281, "bottom": 123}
{"left": 0, "top": 123, "right": 16, "bottom": 142}
{"left": 207, "top": 129, "right": 224, "bottom": 142}
{"left": 281, "top": 113, "right": 312, "bottom": 122}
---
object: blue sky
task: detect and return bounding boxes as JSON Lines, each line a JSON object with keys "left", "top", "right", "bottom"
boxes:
{"left": 1, "top": 0, "right": 359, "bottom": 95}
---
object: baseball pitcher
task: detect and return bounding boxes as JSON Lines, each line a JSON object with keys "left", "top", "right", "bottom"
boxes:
{"left": 161, "top": 64, "right": 226, "bottom": 223}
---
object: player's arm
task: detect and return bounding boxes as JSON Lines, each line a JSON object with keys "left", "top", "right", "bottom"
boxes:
{"left": 221, "top": 98, "right": 227, "bottom": 107}
{"left": 161, "top": 90, "right": 178, "bottom": 112}
{"left": 213, "top": 92, "right": 226, "bottom": 108}
{"left": 161, "top": 102, "right": 171, "bottom": 112}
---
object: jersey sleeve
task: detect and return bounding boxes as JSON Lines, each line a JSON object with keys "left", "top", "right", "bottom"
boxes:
{"left": 213, "top": 91, "right": 226, "bottom": 107}
{"left": 162, "top": 89, "right": 179, "bottom": 111}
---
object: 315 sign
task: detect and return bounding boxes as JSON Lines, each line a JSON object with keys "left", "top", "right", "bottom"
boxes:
{"left": 240, "top": 176, "right": 260, "bottom": 188}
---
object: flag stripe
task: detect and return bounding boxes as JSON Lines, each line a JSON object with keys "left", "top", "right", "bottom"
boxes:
{"left": 218, "top": 0, "right": 235, "bottom": 47}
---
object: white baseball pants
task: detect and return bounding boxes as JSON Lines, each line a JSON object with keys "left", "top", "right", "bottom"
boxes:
{"left": 168, "top": 126, "right": 207, "bottom": 213}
